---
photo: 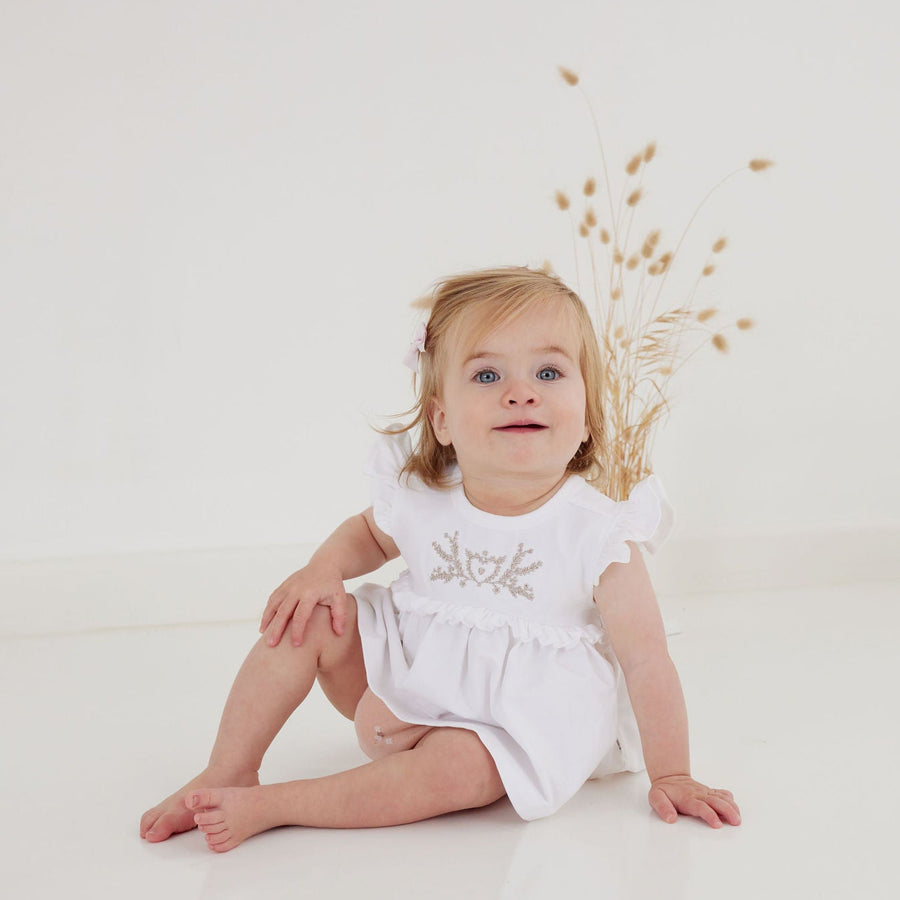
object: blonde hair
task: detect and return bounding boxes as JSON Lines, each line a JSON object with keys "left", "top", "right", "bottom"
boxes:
{"left": 386, "top": 266, "right": 607, "bottom": 488}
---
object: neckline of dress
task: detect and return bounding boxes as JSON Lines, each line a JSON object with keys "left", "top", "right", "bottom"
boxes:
{"left": 449, "top": 470, "right": 582, "bottom": 528}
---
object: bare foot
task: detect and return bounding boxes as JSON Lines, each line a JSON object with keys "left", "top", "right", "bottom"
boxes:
{"left": 140, "top": 769, "right": 260, "bottom": 842}
{"left": 188, "top": 786, "right": 283, "bottom": 853}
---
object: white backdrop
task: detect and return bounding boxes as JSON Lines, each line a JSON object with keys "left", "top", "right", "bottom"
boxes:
{"left": 2, "top": 0, "right": 898, "bottom": 569}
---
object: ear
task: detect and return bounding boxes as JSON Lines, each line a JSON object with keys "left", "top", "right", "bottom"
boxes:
{"left": 428, "top": 397, "right": 453, "bottom": 447}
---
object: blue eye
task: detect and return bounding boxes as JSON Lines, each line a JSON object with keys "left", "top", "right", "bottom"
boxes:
{"left": 537, "top": 367, "right": 560, "bottom": 381}
{"left": 475, "top": 370, "right": 499, "bottom": 384}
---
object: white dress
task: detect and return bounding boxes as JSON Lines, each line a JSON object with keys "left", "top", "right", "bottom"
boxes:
{"left": 353, "top": 432, "right": 675, "bottom": 820}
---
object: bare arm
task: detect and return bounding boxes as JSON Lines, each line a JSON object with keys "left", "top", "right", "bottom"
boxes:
{"left": 594, "top": 542, "right": 741, "bottom": 828}
{"left": 260, "top": 507, "right": 399, "bottom": 647}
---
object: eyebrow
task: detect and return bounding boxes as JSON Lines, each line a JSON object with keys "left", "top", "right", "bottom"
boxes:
{"left": 462, "top": 345, "right": 576, "bottom": 366}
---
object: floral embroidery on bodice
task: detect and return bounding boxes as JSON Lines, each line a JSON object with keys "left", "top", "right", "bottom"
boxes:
{"left": 429, "top": 531, "right": 543, "bottom": 600}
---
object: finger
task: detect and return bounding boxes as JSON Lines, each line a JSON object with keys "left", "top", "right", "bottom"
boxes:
{"left": 265, "top": 597, "right": 298, "bottom": 647}
{"left": 707, "top": 793, "right": 742, "bottom": 826}
{"left": 648, "top": 786, "right": 678, "bottom": 824}
{"left": 290, "top": 603, "right": 316, "bottom": 647}
{"left": 260, "top": 588, "right": 285, "bottom": 632}
{"left": 329, "top": 592, "right": 348, "bottom": 636}
{"left": 686, "top": 798, "right": 722, "bottom": 829}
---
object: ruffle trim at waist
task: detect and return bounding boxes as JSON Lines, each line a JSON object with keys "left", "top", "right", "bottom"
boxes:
{"left": 390, "top": 587, "right": 605, "bottom": 650}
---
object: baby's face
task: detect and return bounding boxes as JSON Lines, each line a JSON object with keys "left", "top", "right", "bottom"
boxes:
{"left": 429, "top": 300, "right": 589, "bottom": 489}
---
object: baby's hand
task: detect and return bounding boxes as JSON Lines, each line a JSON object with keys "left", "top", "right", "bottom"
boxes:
{"left": 259, "top": 563, "right": 348, "bottom": 648}
{"left": 648, "top": 775, "right": 741, "bottom": 829}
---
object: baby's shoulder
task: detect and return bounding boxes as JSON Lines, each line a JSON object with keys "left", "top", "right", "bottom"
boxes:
{"left": 563, "top": 477, "right": 619, "bottom": 519}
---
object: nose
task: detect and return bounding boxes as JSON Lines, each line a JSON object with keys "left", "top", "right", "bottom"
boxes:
{"left": 502, "top": 377, "right": 539, "bottom": 407}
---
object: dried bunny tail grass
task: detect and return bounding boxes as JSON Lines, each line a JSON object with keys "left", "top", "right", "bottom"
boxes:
{"left": 647, "top": 262, "right": 662, "bottom": 275}
{"left": 713, "top": 237, "right": 728, "bottom": 253}
{"left": 626, "top": 188, "right": 643, "bottom": 206}
{"left": 626, "top": 254, "right": 641, "bottom": 270}
{"left": 697, "top": 308, "right": 718, "bottom": 322}
{"left": 657, "top": 251, "right": 673, "bottom": 271}
{"left": 626, "top": 153, "right": 643, "bottom": 176}
{"left": 736, "top": 318, "right": 755, "bottom": 330}
{"left": 558, "top": 66, "right": 579, "bottom": 86}
{"left": 613, "top": 248, "right": 624, "bottom": 264}
{"left": 641, "top": 230, "right": 661, "bottom": 258}
{"left": 652, "top": 306, "right": 694, "bottom": 325}
{"left": 749, "top": 158, "right": 774, "bottom": 172}
{"left": 702, "top": 264, "right": 716, "bottom": 276}
{"left": 643, "top": 141, "right": 657, "bottom": 163}
{"left": 585, "top": 207, "right": 597, "bottom": 227}
{"left": 711, "top": 333, "right": 729, "bottom": 352}
{"left": 600, "top": 228, "right": 611, "bottom": 244}
{"left": 584, "top": 177, "right": 596, "bottom": 196}
{"left": 613, "top": 325, "right": 625, "bottom": 339}
{"left": 579, "top": 222, "right": 589, "bottom": 237}
{"left": 611, "top": 287, "right": 622, "bottom": 300}
{"left": 555, "top": 190, "right": 571, "bottom": 210}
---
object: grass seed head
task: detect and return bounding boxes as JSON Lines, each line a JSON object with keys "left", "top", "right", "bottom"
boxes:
{"left": 736, "top": 318, "right": 755, "bottom": 330}
{"left": 600, "top": 229, "right": 611, "bottom": 244}
{"left": 711, "top": 333, "right": 729, "bottom": 352}
{"left": 626, "top": 188, "right": 643, "bottom": 206}
{"left": 585, "top": 207, "right": 597, "bottom": 227}
{"left": 579, "top": 223, "right": 589, "bottom": 237}
{"left": 626, "top": 154, "right": 642, "bottom": 175}
{"left": 558, "top": 66, "right": 579, "bottom": 86}
{"left": 584, "top": 177, "right": 596, "bottom": 196}
{"left": 713, "top": 237, "right": 728, "bottom": 253}
{"left": 749, "top": 158, "right": 774, "bottom": 172}
{"left": 555, "top": 190, "right": 570, "bottom": 210}
{"left": 644, "top": 142, "right": 657, "bottom": 163}
{"left": 626, "top": 254, "right": 640, "bottom": 270}
{"left": 702, "top": 264, "right": 716, "bottom": 276}
{"left": 697, "top": 308, "right": 718, "bottom": 322}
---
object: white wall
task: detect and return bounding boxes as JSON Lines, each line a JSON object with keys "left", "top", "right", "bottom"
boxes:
{"left": 2, "top": 2, "right": 898, "bottom": 584}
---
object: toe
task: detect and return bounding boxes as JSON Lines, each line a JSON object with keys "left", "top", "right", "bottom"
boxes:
{"left": 206, "top": 830, "right": 234, "bottom": 849}
{"left": 193, "top": 810, "right": 225, "bottom": 827}
{"left": 209, "top": 835, "right": 239, "bottom": 853}
{"left": 140, "top": 808, "right": 160, "bottom": 838}
{"left": 186, "top": 788, "right": 221, "bottom": 811}
{"left": 145, "top": 810, "right": 195, "bottom": 842}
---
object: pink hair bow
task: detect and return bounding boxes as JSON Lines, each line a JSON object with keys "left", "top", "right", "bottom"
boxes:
{"left": 402, "top": 322, "right": 427, "bottom": 373}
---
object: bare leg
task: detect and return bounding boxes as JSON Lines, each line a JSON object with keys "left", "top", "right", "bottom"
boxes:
{"left": 140, "top": 602, "right": 367, "bottom": 842}
{"left": 189, "top": 727, "right": 507, "bottom": 852}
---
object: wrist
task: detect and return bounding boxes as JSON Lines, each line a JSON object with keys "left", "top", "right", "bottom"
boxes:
{"left": 650, "top": 772, "right": 692, "bottom": 786}
{"left": 305, "top": 553, "right": 344, "bottom": 580}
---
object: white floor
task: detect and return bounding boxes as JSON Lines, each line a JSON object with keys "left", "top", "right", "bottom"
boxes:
{"left": 2, "top": 580, "right": 899, "bottom": 899}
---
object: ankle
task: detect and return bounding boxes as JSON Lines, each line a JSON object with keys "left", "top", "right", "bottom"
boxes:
{"left": 205, "top": 762, "right": 260, "bottom": 784}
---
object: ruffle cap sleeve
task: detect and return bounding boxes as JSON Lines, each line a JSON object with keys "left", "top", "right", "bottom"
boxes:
{"left": 593, "top": 474, "right": 675, "bottom": 581}
{"left": 362, "top": 429, "right": 412, "bottom": 537}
